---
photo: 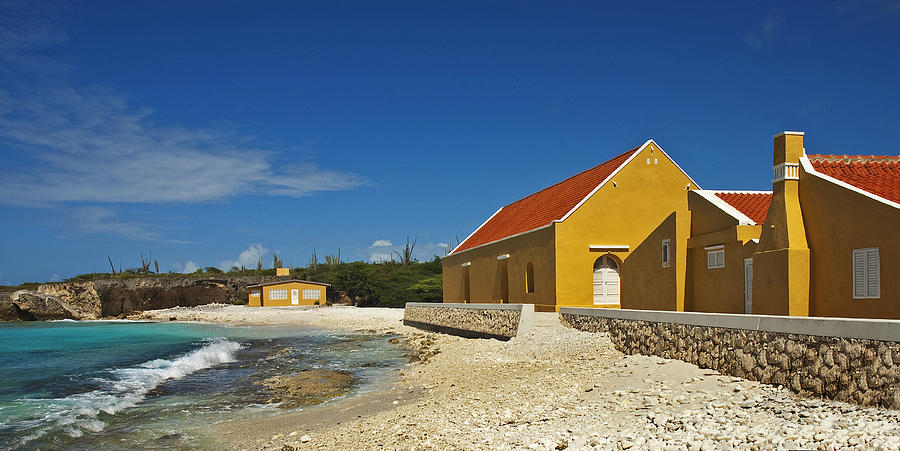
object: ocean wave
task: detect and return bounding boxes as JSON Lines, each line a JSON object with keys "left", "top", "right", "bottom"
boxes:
{"left": 4, "top": 338, "right": 243, "bottom": 447}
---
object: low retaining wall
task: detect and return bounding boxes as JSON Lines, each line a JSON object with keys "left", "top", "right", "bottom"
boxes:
{"left": 404, "top": 303, "right": 534, "bottom": 340}
{"left": 560, "top": 307, "right": 900, "bottom": 409}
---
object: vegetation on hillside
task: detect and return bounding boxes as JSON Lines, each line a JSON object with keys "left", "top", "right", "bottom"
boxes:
{"left": 1, "top": 254, "right": 445, "bottom": 308}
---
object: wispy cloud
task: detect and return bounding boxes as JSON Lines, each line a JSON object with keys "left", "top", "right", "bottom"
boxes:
{"left": 834, "top": 0, "right": 900, "bottom": 19}
{"left": 370, "top": 239, "right": 392, "bottom": 247}
{"left": 744, "top": 9, "right": 785, "bottom": 49}
{"left": 0, "top": 84, "right": 366, "bottom": 206}
{"left": 0, "top": 2, "right": 365, "bottom": 208}
{"left": 64, "top": 206, "right": 193, "bottom": 243}
{"left": 220, "top": 244, "right": 269, "bottom": 271}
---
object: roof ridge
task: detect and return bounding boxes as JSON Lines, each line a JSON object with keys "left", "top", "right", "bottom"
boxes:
{"left": 501, "top": 146, "right": 640, "bottom": 207}
{"left": 807, "top": 154, "right": 900, "bottom": 164}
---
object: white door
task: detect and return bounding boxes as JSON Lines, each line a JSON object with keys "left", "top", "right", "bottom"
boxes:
{"left": 744, "top": 258, "right": 753, "bottom": 314}
{"left": 291, "top": 289, "right": 299, "bottom": 305}
{"left": 593, "top": 256, "right": 620, "bottom": 306}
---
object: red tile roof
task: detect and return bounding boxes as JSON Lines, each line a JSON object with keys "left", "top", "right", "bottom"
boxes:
{"left": 807, "top": 154, "right": 900, "bottom": 205}
{"left": 713, "top": 191, "right": 772, "bottom": 225}
{"left": 451, "top": 147, "right": 640, "bottom": 254}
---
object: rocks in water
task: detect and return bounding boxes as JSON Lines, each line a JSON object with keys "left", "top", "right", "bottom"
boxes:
{"left": 259, "top": 369, "right": 353, "bottom": 409}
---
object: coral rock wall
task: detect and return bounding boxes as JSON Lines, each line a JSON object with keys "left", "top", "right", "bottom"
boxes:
{"left": 561, "top": 314, "right": 900, "bottom": 409}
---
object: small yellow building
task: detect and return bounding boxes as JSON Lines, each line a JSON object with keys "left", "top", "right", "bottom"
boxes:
{"left": 247, "top": 279, "right": 329, "bottom": 307}
{"left": 442, "top": 139, "right": 699, "bottom": 312}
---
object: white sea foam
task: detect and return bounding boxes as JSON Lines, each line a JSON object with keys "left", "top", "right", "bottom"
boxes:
{"left": 10, "top": 338, "right": 242, "bottom": 446}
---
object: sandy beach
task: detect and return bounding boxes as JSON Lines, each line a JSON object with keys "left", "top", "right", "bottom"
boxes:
{"left": 135, "top": 305, "right": 900, "bottom": 450}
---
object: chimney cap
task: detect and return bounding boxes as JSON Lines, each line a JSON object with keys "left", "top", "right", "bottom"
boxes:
{"left": 773, "top": 131, "right": 805, "bottom": 138}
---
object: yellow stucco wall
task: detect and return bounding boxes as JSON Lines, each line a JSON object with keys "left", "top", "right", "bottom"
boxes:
{"left": 685, "top": 227, "right": 760, "bottom": 313}
{"left": 799, "top": 167, "right": 900, "bottom": 319}
{"left": 442, "top": 226, "right": 557, "bottom": 311}
{"left": 685, "top": 191, "right": 761, "bottom": 313}
{"left": 554, "top": 142, "right": 695, "bottom": 310}
{"left": 248, "top": 287, "right": 262, "bottom": 306}
{"left": 249, "top": 281, "right": 327, "bottom": 307}
{"left": 753, "top": 133, "right": 810, "bottom": 316}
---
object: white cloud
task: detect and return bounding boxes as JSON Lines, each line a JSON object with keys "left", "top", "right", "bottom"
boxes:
{"left": 370, "top": 239, "right": 392, "bottom": 247}
{"left": 368, "top": 252, "right": 393, "bottom": 262}
{"left": 48, "top": 273, "right": 62, "bottom": 282}
{"left": 219, "top": 244, "right": 268, "bottom": 271}
{"left": 172, "top": 261, "right": 199, "bottom": 274}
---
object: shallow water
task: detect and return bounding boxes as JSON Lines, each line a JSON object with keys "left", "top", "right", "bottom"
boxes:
{"left": 0, "top": 320, "right": 407, "bottom": 450}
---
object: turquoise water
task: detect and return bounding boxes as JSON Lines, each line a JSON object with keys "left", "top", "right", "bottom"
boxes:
{"left": 0, "top": 320, "right": 407, "bottom": 450}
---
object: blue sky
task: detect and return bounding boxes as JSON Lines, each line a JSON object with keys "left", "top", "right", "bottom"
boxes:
{"left": 1, "top": 1, "right": 898, "bottom": 284}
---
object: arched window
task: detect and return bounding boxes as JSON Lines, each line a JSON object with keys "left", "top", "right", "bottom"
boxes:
{"left": 593, "top": 256, "right": 620, "bottom": 305}
{"left": 525, "top": 262, "right": 535, "bottom": 293}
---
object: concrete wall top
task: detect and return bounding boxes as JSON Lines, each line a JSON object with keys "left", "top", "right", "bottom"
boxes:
{"left": 559, "top": 307, "right": 900, "bottom": 342}
{"left": 407, "top": 302, "right": 530, "bottom": 312}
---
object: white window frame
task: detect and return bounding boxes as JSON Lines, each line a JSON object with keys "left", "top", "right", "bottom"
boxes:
{"left": 706, "top": 245, "right": 725, "bottom": 269}
{"left": 269, "top": 288, "right": 288, "bottom": 300}
{"left": 302, "top": 289, "right": 321, "bottom": 300}
{"left": 250, "top": 290, "right": 260, "bottom": 297}
{"left": 852, "top": 248, "right": 880, "bottom": 299}
{"left": 661, "top": 239, "right": 671, "bottom": 268}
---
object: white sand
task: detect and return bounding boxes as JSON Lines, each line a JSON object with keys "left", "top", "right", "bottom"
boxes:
{"left": 134, "top": 305, "right": 900, "bottom": 450}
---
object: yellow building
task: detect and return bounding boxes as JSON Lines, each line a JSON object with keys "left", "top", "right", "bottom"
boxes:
{"left": 684, "top": 190, "right": 770, "bottom": 314}
{"left": 442, "top": 140, "right": 699, "bottom": 312}
{"left": 753, "top": 132, "right": 900, "bottom": 318}
{"left": 247, "top": 279, "right": 329, "bottom": 307}
{"left": 683, "top": 131, "right": 900, "bottom": 319}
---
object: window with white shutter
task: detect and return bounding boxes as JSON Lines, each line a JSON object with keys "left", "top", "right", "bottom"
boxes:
{"left": 852, "top": 248, "right": 880, "bottom": 299}
{"left": 706, "top": 247, "right": 725, "bottom": 269}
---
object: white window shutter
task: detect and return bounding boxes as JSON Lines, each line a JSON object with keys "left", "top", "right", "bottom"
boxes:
{"left": 867, "top": 249, "right": 880, "bottom": 298}
{"left": 716, "top": 250, "right": 725, "bottom": 268}
{"left": 707, "top": 252, "right": 715, "bottom": 269}
{"left": 853, "top": 250, "right": 866, "bottom": 298}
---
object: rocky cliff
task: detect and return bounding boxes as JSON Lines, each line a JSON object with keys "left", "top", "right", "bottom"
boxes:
{"left": 0, "top": 276, "right": 286, "bottom": 321}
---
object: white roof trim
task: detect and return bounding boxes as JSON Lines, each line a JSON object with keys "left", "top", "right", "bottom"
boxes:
{"left": 451, "top": 139, "right": 701, "bottom": 256}
{"left": 557, "top": 139, "right": 701, "bottom": 223}
{"left": 449, "top": 223, "right": 554, "bottom": 256}
{"left": 450, "top": 207, "right": 503, "bottom": 255}
{"left": 692, "top": 190, "right": 759, "bottom": 225}
{"left": 705, "top": 244, "right": 725, "bottom": 250}
{"left": 800, "top": 155, "right": 900, "bottom": 211}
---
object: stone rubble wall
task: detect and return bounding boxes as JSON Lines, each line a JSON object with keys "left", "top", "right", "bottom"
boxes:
{"left": 404, "top": 303, "right": 532, "bottom": 340}
{"left": 561, "top": 312, "right": 900, "bottom": 409}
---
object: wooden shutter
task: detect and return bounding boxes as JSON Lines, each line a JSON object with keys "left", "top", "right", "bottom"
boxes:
{"left": 853, "top": 248, "right": 880, "bottom": 299}
{"left": 853, "top": 250, "right": 866, "bottom": 298}
{"left": 867, "top": 249, "right": 880, "bottom": 298}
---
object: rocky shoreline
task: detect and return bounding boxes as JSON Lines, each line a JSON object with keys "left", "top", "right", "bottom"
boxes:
{"left": 0, "top": 276, "right": 286, "bottom": 321}
{"left": 134, "top": 305, "right": 900, "bottom": 450}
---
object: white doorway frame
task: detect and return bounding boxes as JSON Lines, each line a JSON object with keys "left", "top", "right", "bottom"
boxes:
{"left": 744, "top": 258, "right": 753, "bottom": 314}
